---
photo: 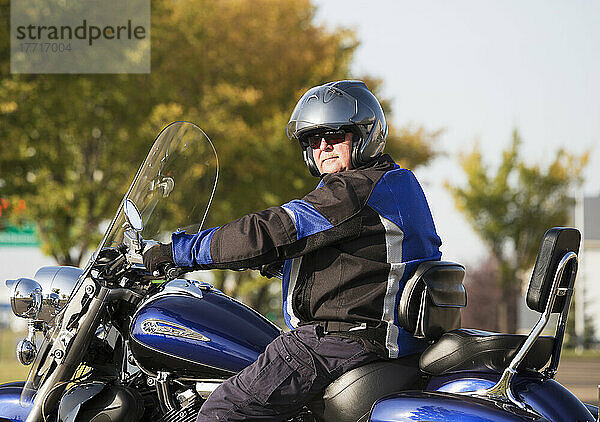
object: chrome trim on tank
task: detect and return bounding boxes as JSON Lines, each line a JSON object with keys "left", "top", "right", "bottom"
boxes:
{"left": 156, "top": 279, "right": 207, "bottom": 300}
{"left": 135, "top": 279, "right": 208, "bottom": 311}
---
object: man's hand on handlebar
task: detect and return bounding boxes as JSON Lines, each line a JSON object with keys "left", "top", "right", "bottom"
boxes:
{"left": 142, "top": 242, "right": 175, "bottom": 275}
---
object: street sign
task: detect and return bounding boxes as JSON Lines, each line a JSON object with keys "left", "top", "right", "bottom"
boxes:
{"left": 0, "top": 223, "right": 40, "bottom": 247}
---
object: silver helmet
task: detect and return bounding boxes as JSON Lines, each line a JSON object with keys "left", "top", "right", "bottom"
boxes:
{"left": 287, "top": 80, "right": 388, "bottom": 176}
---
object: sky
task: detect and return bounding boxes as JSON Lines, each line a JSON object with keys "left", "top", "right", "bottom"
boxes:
{"left": 313, "top": 0, "right": 600, "bottom": 264}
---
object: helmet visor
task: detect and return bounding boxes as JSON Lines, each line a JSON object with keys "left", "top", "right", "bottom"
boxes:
{"left": 286, "top": 85, "right": 375, "bottom": 140}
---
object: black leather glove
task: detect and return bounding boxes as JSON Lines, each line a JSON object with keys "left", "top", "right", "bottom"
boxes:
{"left": 143, "top": 242, "right": 174, "bottom": 274}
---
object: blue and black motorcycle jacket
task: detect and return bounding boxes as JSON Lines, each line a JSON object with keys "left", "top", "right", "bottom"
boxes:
{"left": 172, "top": 154, "right": 442, "bottom": 358}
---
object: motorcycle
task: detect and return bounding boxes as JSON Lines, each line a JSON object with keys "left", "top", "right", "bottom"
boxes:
{"left": 1, "top": 121, "right": 597, "bottom": 422}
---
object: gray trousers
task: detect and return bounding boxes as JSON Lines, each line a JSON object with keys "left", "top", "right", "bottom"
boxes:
{"left": 196, "top": 324, "right": 380, "bottom": 421}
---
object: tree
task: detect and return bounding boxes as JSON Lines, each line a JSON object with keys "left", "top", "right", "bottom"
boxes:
{"left": 462, "top": 255, "right": 502, "bottom": 331}
{"left": 1, "top": 0, "right": 440, "bottom": 320}
{"left": 447, "top": 130, "right": 588, "bottom": 333}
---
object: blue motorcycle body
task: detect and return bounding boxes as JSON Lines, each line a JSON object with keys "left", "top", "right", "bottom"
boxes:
{"left": 129, "top": 282, "right": 280, "bottom": 377}
{"left": 0, "top": 382, "right": 30, "bottom": 422}
{"left": 368, "top": 373, "right": 596, "bottom": 421}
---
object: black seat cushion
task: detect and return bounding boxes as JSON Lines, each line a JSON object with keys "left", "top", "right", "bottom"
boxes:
{"left": 311, "top": 354, "right": 421, "bottom": 422}
{"left": 419, "top": 328, "right": 554, "bottom": 376}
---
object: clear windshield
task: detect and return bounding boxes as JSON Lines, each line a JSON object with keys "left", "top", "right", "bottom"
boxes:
{"left": 103, "top": 121, "right": 219, "bottom": 246}
{"left": 21, "top": 121, "right": 218, "bottom": 406}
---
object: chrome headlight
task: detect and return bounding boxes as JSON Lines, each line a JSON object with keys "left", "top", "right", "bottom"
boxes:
{"left": 6, "top": 266, "right": 82, "bottom": 322}
{"left": 16, "top": 338, "right": 37, "bottom": 365}
{"left": 6, "top": 278, "right": 43, "bottom": 319}
{"left": 33, "top": 266, "right": 83, "bottom": 321}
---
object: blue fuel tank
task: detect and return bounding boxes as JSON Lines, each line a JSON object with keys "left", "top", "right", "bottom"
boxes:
{"left": 130, "top": 279, "right": 280, "bottom": 378}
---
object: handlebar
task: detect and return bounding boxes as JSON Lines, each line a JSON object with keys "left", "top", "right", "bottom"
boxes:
{"left": 162, "top": 263, "right": 184, "bottom": 281}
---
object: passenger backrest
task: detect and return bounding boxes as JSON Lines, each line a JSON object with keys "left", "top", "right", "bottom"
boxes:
{"left": 398, "top": 261, "right": 467, "bottom": 340}
{"left": 526, "top": 227, "right": 580, "bottom": 314}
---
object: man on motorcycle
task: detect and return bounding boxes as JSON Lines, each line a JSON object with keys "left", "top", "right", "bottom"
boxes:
{"left": 144, "top": 80, "right": 442, "bottom": 421}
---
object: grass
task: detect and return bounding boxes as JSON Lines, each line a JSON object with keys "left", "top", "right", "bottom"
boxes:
{"left": 562, "top": 348, "right": 600, "bottom": 359}
{"left": 0, "top": 330, "right": 34, "bottom": 384}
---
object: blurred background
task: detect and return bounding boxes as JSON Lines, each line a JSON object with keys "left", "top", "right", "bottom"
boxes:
{"left": 1, "top": 0, "right": 599, "bottom": 399}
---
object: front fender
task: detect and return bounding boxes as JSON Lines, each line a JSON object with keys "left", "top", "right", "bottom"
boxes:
{"left": 369, "top": 391, "right": 540, "bottom": 422}
{"left": 0, "top": 382, "right": 32, "bottom": 422}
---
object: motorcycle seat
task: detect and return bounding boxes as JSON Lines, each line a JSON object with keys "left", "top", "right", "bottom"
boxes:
{"left": 311, "top": 354, "right": 421, "bottom": 422}
{"left": 419, "top": 328, "right": 554, "bottom": 375}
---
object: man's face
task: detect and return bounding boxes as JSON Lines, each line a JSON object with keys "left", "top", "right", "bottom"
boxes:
{"left": 310, "top": 131, "right": 354, "bottom": 174}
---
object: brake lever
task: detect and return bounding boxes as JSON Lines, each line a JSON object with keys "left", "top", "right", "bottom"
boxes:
{"left": 123, "top": 229, "right": 151, "bottom": 265}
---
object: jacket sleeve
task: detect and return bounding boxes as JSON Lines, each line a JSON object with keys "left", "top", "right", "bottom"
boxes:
{"left": 171, "top": 171, "right": 377, "bottom": 270}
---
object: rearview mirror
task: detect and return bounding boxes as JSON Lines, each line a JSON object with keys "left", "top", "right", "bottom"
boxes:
{"left": 124, "top": 199, "right": 143, "bottom": 232}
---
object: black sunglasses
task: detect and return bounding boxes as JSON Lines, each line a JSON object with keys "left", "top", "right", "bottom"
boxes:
{"left": 304, "top": 130, "right": 346, "bottom": 149}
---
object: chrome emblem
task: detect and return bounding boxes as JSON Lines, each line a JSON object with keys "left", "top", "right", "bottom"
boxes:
{"left": 141, "top": 319, "right": 210, "bottom": 342}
